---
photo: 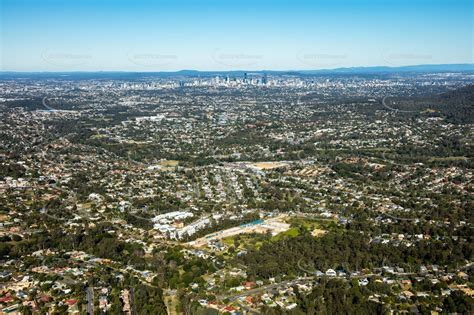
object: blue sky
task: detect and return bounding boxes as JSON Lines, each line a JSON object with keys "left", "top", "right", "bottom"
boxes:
{"left": 1, "top": 0, "right": 472, "bottom": 71}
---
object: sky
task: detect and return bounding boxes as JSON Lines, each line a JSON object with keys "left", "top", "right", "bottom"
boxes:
{"left": 1, "top": 0, "right": 472, "bottom": 71}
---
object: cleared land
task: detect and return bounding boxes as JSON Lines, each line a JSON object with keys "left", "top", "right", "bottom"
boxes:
{"left": 159, "top": 159, "right": 180, "bottom": 167}
{"left": 311, "top": 228, "right": 326, "bottom": 237}
{"left": 250, "top": 162, "right": 289, "bottom": 170}
{"left": 187, "top": 215, "right": 290, "bottom": 248}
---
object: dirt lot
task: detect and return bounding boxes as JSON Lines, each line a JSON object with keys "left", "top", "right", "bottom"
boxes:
{"left": 251, "top": 162, "right": 288, "bottom": 170}
{"left": 187, "top": 215, "right": 290, "bottom": 248}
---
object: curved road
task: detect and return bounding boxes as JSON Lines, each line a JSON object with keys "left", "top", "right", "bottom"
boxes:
{"left": 382, "top": 95, "right": 419, "bottom": 114}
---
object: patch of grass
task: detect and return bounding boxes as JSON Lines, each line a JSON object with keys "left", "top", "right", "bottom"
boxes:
{"left": 222, "top": 237, "right": 234, "bottom": 246}
{"left": 272, "top": 227, "right": 300, "bottom": 241}
{"left": 288, "top": 216, "right": 335, "bottom": 230}
{"left": 222, "top": 233, "right": 268, "bottom": 251}
{"left": 284, "top": 227, "right": 300, "bottom": 237}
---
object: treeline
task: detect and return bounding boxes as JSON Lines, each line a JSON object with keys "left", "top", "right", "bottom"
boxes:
{"left": 3, "top": 97, "right": 45, "bottom": 110}
{"left": 1, "top": 222, "right": 147, "bottom": 266}
{"left": 384, "top": 85, "right": 474, "bottom": 124}
{"left": 239, "top": 229, "right": 472, "bottom": 279}
{"left": 0, "top": 161, "right": 26, "bottom": 179}
{"left": 163, "top": 248, "right": 215, "bottom": 289}
{"left": 262, "top": 278, "right": 384, "bottom": 315}
{"left": 1, "top": 221, "right": 214, "bottom": 300}
{"left": 133, "top": 284, "right": 167, "bottom": 315}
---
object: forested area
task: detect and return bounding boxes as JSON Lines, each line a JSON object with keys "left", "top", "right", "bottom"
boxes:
{"left": 386, "top": 84, "right": 474, "bottom": 124}
{"left": 262, "top": 279, "right": 385, "bottom": 315}
{"left": 240, "top": 229, "right": 472, "bottom": 278}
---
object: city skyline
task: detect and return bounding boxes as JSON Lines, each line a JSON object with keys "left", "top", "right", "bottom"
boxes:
{"left": 1, "top": 0, "right": 473, "bottom": 72}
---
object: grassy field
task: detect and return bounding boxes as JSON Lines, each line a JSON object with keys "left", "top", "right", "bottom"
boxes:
{"left": 287, "top": 217, "right": 327, "bottom": 237}
{"left": 220, "top": 217, "right": 327, "bottom": 251}
{"left": 221, "top": 233, "right": 267, "bottom": 250}
{"left": 272, "top": 227, "right": 300, "bottom": 241}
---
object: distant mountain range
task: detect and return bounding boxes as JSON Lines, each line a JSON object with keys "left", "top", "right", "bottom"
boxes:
{"left": 1, "top": 64, "right": 473, "bottom": 79}
{"left": 300, "top": 63, "right": 474, "bottom": 74}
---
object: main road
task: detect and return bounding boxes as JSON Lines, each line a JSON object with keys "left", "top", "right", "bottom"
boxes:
{"left": 86, "top": 286, "right": 94, "bottom": 315}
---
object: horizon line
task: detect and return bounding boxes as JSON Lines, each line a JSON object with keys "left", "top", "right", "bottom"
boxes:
{"left": 1, "top": 63, "right": 473, "bottom": 74}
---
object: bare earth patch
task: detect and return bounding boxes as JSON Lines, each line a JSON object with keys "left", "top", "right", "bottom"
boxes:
{"left": 251, "top": 162, "right": 288, "bottom": 170}
{"left": 312, "top": 228, "right": 326, "bottom": 237}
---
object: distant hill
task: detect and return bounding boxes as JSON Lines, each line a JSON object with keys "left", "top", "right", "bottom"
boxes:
{"left": 301, "top": 64, "right": 474, "bottom": 74}
{"left": 438, "top": 84, "right": 474, "bottom": 106}
{"left": 0, "top": 64, "right": 473, "bottom": 79}
{"left": 386, "top": 85, "right": 474, "bottom": 124}
{"left": 435, "top": 85, "right": 474, "bottom": 123}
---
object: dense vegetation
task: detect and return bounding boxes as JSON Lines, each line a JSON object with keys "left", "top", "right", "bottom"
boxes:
{"left": 240, "top": 229, "right": 472, "bottom": 278}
